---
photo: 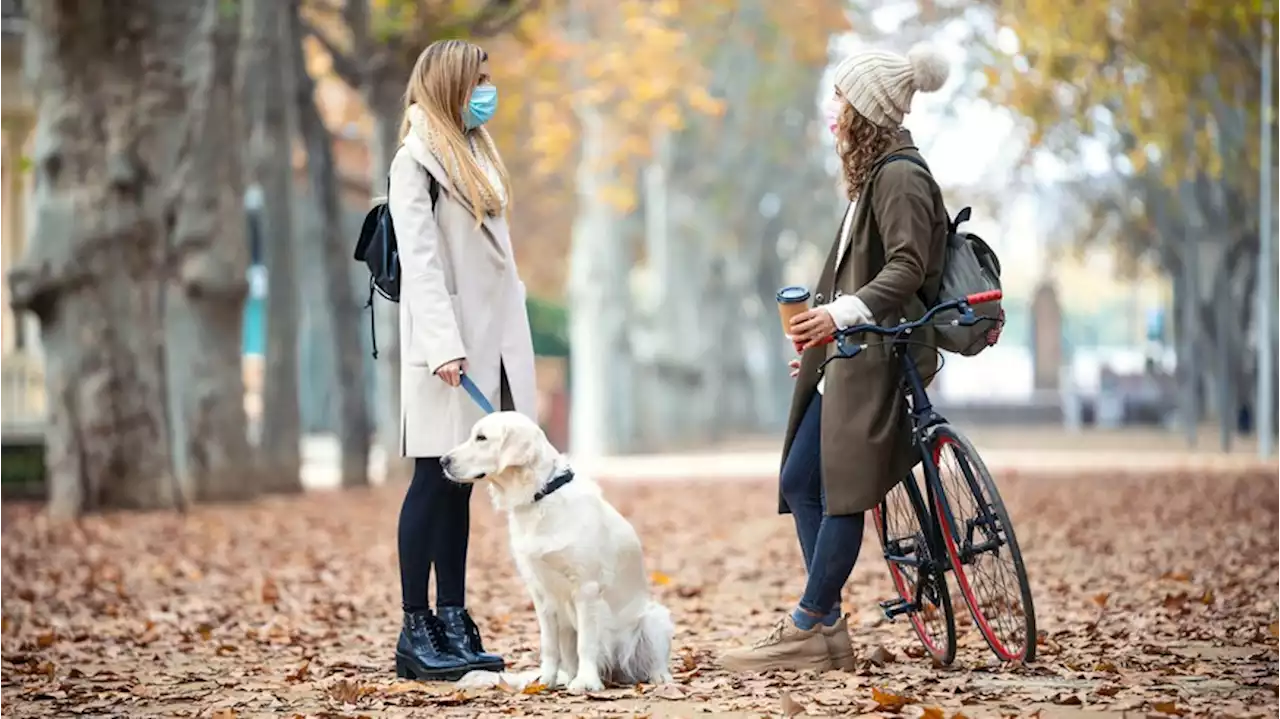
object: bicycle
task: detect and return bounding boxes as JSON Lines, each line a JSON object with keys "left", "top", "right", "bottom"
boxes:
{"left": 819, "top": 290, "right": 1036, "bottom": 666}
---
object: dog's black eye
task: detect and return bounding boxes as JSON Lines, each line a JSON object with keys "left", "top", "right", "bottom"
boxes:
{"left": 476, "top": 433, "right": 487, "bottom": 442}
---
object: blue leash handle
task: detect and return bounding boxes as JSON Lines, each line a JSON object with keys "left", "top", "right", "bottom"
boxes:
{"left": 459, "top": 374, "right": 495, "bottom": 414}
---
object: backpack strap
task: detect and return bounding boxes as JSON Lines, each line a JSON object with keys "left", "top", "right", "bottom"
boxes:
{"left": 866, "top": 151, "right": 947, "bottom": 308}
{"left": 385, "top": 172, "right": 440, "bottom": 207}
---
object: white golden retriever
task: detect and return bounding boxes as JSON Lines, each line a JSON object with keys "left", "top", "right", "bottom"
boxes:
{"left": 441, "top": 411, "right": 674, "bottom": 693}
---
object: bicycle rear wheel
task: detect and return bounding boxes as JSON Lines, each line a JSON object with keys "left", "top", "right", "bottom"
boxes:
{"left": 873, "top": 474, "right": 957, "bottom": 666}
{"left": 928, "top": 424, "right": 1037, "bottom": 662}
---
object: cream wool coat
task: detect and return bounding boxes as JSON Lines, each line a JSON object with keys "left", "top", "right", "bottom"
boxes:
{"left": 388, "top": 131, "right": 537, "bottom": 458}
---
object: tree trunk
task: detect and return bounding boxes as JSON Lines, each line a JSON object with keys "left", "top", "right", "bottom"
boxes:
{"left": 10, "top": 0, "right": 254, "bottom": 516}
{"left": 367, "top": 84, "right": 409, "bottom": 482}
{"left": 171, "top": 0, "right": 256, "bottom": 503}
{"left": 568, "top": 103, "right": 630, "bottom": 458}
{"left": 290, "top": 0, "right": 371, "bottom": 487}
{"left": 239, "top": 0, "right": 302, "bottom": 493}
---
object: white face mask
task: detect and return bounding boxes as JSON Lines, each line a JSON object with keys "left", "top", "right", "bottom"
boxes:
{"left": 823, "top": 95, "right": 844, "bottom": 135}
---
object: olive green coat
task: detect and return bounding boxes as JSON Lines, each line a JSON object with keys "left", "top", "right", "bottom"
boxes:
{"left": 779, "top": 130, "right": 949, "bottom": 517}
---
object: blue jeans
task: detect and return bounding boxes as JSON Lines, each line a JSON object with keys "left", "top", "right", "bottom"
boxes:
{"left": 780, "top": 393, "right": 866, "bottom": 618}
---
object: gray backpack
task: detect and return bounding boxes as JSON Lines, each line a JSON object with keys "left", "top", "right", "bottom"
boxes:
{"left": 871, "top": 154, "right": 1003, "bottom": 356}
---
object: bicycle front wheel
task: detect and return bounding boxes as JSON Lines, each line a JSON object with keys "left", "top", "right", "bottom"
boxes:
{"left": 928, "top": 424, "right": 1037, "bottom": 662}
{"left": 873, "top": 473, "right": 957, "bottom": 666}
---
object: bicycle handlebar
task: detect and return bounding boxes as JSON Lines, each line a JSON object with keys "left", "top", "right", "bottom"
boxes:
{"left": 833, "top": 289, "right": 1003, "bottom": 340}
{"left": 803, "top": 290, "right": 1002, "bottom": 371}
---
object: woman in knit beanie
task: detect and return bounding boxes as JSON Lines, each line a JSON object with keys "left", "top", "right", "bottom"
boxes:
{"left": 721, "top": 44, "right": 952, "bottom": 673}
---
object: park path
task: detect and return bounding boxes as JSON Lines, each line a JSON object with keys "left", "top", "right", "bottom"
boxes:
{"left": 2, "top": 463, "right": 1276, "bottom": 717}
{"left": 299, "top": 428, "right": 1278, "bottom": 489}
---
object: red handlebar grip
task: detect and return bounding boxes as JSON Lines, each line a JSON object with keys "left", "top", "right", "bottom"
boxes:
{"left": 965, "top": 289, "right": 1003, "bottom": 305}
{"left": 793, "top": 335, "right": 834, "bottom": 354}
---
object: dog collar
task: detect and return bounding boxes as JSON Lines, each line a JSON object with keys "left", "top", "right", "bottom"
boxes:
{"left": 532, "top": 468, "right": 575, "bottom": 503}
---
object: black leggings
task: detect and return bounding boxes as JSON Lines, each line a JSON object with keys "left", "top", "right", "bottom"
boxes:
{"left": 398, "top": 366, "right": 514, "bottom": 612}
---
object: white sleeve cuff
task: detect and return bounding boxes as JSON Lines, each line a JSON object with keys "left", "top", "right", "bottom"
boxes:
{"left": 823, "top": 295, "right": 873, "bottom": 330}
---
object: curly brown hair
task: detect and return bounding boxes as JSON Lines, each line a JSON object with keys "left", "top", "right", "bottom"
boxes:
{"left": 835, "top": 100, "right": 900, "bottom": 201}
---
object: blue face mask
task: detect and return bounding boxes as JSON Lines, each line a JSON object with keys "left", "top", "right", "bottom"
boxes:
{"left": 464, "top": 84, "right": 498, "bottom": 130}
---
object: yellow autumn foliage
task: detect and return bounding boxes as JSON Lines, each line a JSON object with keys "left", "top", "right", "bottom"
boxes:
{"left": 990, "top": 0, "right": 1276, "bottom": 189}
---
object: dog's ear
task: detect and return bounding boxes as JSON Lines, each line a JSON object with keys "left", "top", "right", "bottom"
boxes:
{"left": 496, "top": 420, "right": 541, "bottom": 472}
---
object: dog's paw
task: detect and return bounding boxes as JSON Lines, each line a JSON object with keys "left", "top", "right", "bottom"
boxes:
{"left": 536, "top": 665, "right": 560, "bottom": 688}
{"left": 566, "top": 674, "right": 604, "bottom": 694}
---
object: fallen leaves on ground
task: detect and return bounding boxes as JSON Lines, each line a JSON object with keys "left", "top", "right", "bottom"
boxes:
{"left": 2, "top": 470, "right": 1277, "bottom": 717}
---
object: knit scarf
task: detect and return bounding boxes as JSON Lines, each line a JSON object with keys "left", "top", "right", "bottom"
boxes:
{"left": 407, "top": 103, "right": 507, "bottom": 217}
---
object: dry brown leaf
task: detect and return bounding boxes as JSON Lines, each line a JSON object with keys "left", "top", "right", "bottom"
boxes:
{"left": 520, "top": 681, "right": 549, "bottom": 695}
{"left": 867, "top": 645, "right": 896, "bottom": 666}
{"left": 780, "top": 690, "right": 806, "bottom": 717}
{"left": 920, "top": 706, "right": 946, "bottom": 719}
{"left": 650, "top": 571, "right": 672, "bottom": 586}
{"left": 652, "top": 683, "right": 687, "bottom": 700}
{"left": 678, "top": 647, "right": 697, "bottom": 672}
{"left": 1152, "top": 701, "right": 1187, "bottom": 716}
{"left": 383, "top": 680, "right": 426, "bottom": 694}
{"left": 327, "top": 679, "right": 372, "bottom": 704}
{"left": 871, "top": 687, "right": 914, "bottom": 711}
{"left": 261, "top": 577, "right": 280, "bottom": 604}
{"left": 285, "top": 659, "right": 311, "bottom": 683}
{"left": 1091, "top": 592, "right": 1110, "bottom": 607}
{"left": 1094, "top": 684, "right": 1122, "bottom": 697}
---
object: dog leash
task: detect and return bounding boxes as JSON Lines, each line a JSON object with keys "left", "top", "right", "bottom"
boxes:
{"left": 459, "top": 373, "right": 495, "bottom": 414}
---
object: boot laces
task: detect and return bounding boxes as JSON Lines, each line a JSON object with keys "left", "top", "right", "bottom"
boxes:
{"left": 752, "top": 617, "right": 790, "bottom": 648}
{"left": 454, "top": 610, "right": 486, "bottom": 651}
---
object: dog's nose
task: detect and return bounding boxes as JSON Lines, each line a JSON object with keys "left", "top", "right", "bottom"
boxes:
{"left": 439, "top": 456, "right": 452, "bottom": 473}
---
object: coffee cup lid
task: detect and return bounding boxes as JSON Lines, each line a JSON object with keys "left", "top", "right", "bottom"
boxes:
{"left": 776, "top": 286, "right": 810, "bottom": 304}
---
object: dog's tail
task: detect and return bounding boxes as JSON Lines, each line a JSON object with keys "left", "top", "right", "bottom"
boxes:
{"left": 615, "top": 600, "right": 675, "bottom": 684}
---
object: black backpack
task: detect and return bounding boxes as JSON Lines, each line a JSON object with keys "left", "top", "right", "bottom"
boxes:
{"left": 353, "top": 174, "right": 439, "bottom": 358}
{"left": 869, "top": 153, "right": 1004, "bottom": 356}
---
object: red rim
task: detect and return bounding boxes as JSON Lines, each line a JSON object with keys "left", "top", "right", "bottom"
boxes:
{"left": 873, "top": 506, "right": 947, "bottom": 660}
{"left": 932, "top": 436, "right": 1023, "bottom": 661}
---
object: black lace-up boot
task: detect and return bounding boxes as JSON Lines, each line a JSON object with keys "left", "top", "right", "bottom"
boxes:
{"left": 437, "top": 606, "right": 505, "bottom": 672}
{"left": 395, "top": 610, "right": 471, "bottom": 681}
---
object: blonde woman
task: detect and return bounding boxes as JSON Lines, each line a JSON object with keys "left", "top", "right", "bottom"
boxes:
{"left": 388, "top": 39, "right": 536, "bottom": 682}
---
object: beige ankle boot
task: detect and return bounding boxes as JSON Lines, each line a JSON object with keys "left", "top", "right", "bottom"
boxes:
{"left": 821, "top": 615, "right": 855, "bottom": 671}
{"left": 719, "top": 614, "right": 833, "bottom": 673}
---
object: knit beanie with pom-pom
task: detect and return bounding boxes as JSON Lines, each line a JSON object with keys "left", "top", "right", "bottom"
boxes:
{"left": 831, "top": 44, "right": 950, "bottom": 128}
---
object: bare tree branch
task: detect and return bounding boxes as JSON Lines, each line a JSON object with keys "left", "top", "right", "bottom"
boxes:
{"left": 299, "top": 17, "right": 362, "bottom": 88}
{"left": 342, "top": 0, "right": 370, "bottom": 58}
{"left": 471, "top": 0, "right": 539, "bottom": 38}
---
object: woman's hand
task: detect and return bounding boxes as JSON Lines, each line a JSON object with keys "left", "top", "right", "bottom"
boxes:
{"left": 789, "top": 308, "right": 837, "bottom": 350}
{"left": 435, "top": 358, "right": 468, "bottom": 387}
{"left": 788, "top": 358, "right": 801, "bottom": 378}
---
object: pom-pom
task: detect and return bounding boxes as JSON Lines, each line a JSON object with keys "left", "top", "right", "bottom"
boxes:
{"left": 907, "top": 44, "right": 950, "bottom": 93}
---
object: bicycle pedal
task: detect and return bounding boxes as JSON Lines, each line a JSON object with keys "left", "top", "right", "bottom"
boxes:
{"left": 877, "top": 598, "right": 915, "bottom": 621}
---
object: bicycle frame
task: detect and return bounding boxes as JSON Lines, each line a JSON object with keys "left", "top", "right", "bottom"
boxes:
{"left": 825, "top": 290, "right": 1005, "bottom": 619}
{"left": 877, "top": 347, "right": 956, "bottom": 614}
{"left": 885, "top": 344, "right": 1009, "bottom": 600}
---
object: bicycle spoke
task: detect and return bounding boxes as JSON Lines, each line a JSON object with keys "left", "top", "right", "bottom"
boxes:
{"left": 932, "top": 430, "right": 1036, "bottom": 662}
{"left": 878, "top": 479, "right": 954, "bottom": 662}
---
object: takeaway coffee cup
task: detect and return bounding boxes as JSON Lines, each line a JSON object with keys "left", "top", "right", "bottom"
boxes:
{"left": 776, "top": 286, "right": 811, "bottom": 337}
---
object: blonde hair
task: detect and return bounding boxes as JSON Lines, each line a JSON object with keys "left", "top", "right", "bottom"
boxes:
{"left": 835, "top": 100, "right": 899, "bottom": 201}
{"left": 400, "top": 40, "right": 513, "bottom": 224}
